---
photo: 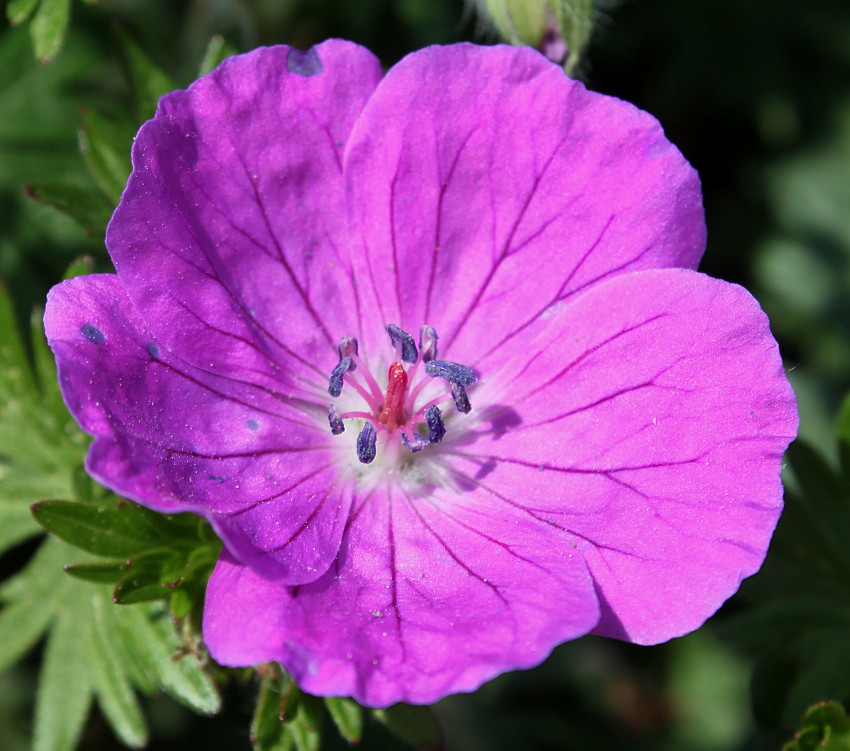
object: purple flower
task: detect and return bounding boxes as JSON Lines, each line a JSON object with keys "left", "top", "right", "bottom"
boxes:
{"left": 45, "top": 41, "right": 798, "bottom": 707}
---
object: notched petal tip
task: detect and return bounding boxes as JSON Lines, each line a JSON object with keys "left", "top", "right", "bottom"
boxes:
{"left": 286, "top": 46, "right": 323, "bottom": 77}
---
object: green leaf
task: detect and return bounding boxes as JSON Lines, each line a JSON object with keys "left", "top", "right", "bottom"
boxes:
{"left": 29, "top": 0, "right": 70, "bottom": 64}
{"left": 198, "top": 35, "right": 236, "bottom": 77}
{"left": 33, "top": 589, "right": 95, "bottom": 751}
{"left": 0, "top": 283, "right": 37, "bottom": 405}
{"left": 78, "top": 109, "right": 133, "bottom": 204}
{"left": 118, "top": 30, "right": 176, "bottom": 119}
{"left": 113, "top": 568, "right": 172, "bottom": 605}
{"left": 169, "top": 586, "right": 194, "bottom": 620}
{"left": 110, "top": 601, "right": 220, "bottom": 713}
{"left": 24, "top": 181, "right": 113, "bottom": 238}
{"left": 289, "top": 694, "right": 323, "bottom": 751}
{"left": 64, "top": 560, "right": 129, "bottom": 584}
{"left": 325, "top": 697, "right": 363, "bottom": 745}
{"left": 251, "top": 670, "right": 291, "bottom": 751}
{"left": 6, "top": 0, "right": 40, "bottom": 26}
{"left": 32, "top": 500, "right": 169, "bottom": 557}
{"left": 725, "top": 431, "right": 850, "bottom": 725}
{"left": 372, "top": 704, "right": 444, "bottom": 751}
{"left": 89, "top": 595, "right": 148, "bottom": 748}
{"left": 784, "top": 701, "right": 850, "bottom": 751}
{"left": 837, "top": 392, "right": 850, "bottom": 478}
{"left": 0, "top": 537, "right": 68, "bottom": 673}
{"left": 30, "top": 306, "right": 67, "bottom": 418}
{"left": 62, "top": 255, "right": 96, "bottom": 280}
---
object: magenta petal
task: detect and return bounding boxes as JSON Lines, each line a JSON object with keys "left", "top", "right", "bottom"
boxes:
{"left": 344, "top": 43, "right": 705, "bottom": 365}
{"left": 45, "top": 275, "right": 352, "bottom": 583}
{"left": 107, "top": 41, "right": 383, "bottom": 387}
{"left": 203, "top": 483, "right": 598, "bottom": 707}
{"left": 451, "top": 268, "right": 798, "bottom": 644}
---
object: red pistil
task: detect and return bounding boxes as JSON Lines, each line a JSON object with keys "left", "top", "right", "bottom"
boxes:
{"left": 378, "top": 362, "right": 408, "bottom": 430}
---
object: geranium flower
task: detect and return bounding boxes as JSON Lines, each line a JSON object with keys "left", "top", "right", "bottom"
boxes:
{"left": 45, "top": 40, "right": 798, "bottom": 707}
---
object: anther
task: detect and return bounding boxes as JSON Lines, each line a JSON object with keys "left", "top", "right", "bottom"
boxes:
{"left": 357, "top": 422, "right": 377, "bottom": 464}
{"left": 424, "top": 359, "right": 477, "bottom": 386}
{"left": 385, "top": 324, "right": 418, "bottom": 363}
{"left": 328, "top": 356, "right": 352, "bottom": 397}
{"left": 337, "top": 336, "right": 359, "bottom": 370}
{"left": 328, "top": 405, "right": 345, "bottom": 435}
{"left": 451, "top": 383, "right": 471, "bottom": 414}
{"left": 401, "top": 432, "right": 428, "bottom": 453}
{"left": 419, "top": 326, "right": 438, "bottom": 362}
{"left": 425, "top": 405, "right": 446, "bottom": 443}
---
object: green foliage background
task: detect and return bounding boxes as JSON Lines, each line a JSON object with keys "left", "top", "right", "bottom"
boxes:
{"left": 2, "top": 0, "right": 850, "bottom": 749}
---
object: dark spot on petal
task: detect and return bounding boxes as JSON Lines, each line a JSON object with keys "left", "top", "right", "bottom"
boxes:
{"left": 287, "top": 47, "right": 323, "bottom": 77}
{"left": 207, "top": 474, "right": 226, "bottom": 483}
{"left": 147, "top": 343, "right": 160, "bottom": 359}
{"left": 81, "top": 324, "right": 105, "bottom": 343}
{"left": 247, "top": 419, "right": 261, "bottom": 430}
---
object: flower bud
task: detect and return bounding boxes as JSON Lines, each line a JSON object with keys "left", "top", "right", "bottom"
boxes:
{"left": 477, "top": 0, "right": 550, "bottom": 49}
{"left": 476, "top": 0, "right": 597, "bottom": 72}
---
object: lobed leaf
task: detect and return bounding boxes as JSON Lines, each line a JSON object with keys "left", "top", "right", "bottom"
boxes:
{"left": 198, "top": 35, "right": 236, "bottom": 77}
{"left": 78, "top": 108, "right": 133, "bottom": 204}
{"left": 7, "top": 0, "right": 41, "bottom": 25}
{"left": 24, "top": 181, "right": 113, "bottom": 238}
{"left": 29, "top": 0, "right": 70, "bottom": 64}
{"left": 33, "top": 590, "right": 94, "bottom": 751}
{"left": 90, "top": 595, "right": 148, "bottom": 748}
{"left": 372, "top": 704, "right": 444, "bottom": 751}
{"left": 325, "top": 696, "right": 363, "bottom": 744}
{"left": 32, "top": 501, "right": 168, "bottom": 557}
{"left": 784, "top": 701, "right": 850, "bottom": 751}
{"left": 118, "top": 30, "right": 176, "bottom": 119}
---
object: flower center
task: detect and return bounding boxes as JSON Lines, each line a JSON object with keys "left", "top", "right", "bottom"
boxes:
{"left": 326, "top": 324, "right": 477, "bottom": 464}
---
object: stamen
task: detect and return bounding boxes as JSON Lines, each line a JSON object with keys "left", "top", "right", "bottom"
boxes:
{"left": 385, "top": 324, "right": 418, "bottom": 363}
{"left": 328, "top": 405, "right": 345, "bottom": 435}
{"left": 424, "top": 359, "right": 477, "bottom": 386}
{"left": 401, "top": 432, "right": 429, "bottom": 453}
{"left": 451, "top": 383, "right": 472, "bottom": 414}
{"left": 337, "top": 336, "right": 359, "bottom": 370}
{"left": 425, "top": 405, "right": 446, "bottom": 443}
{"left": 328, "top": 356, "right": 352, "bottom": 397}
{"left": 419, "top": 326, "right": 438, "bottom": 362}
{"left": 357, "top": 422, "right": 377, "bottom": 464}
{"left": 326, "top": 325, "right": 477, "bottom": 462}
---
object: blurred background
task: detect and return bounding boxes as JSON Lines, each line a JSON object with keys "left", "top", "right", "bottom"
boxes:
{"left": 2, "top": 0, "right": 850, "bottom": 749}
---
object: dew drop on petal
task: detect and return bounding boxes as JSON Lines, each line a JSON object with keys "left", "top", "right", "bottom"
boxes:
{"left": 147, "top": 342, "right": 160, "bottom": 359}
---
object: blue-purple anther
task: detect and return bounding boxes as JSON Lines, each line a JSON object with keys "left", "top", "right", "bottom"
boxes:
{"left": 400, "top": 432, "right": 429, "bottom": 453}
{"left": 385, "top": 324, "right": 418, "bottom": 363}
{"left": 425, "top": 405, "right": 446, "bottom": 443}
{"left": 357, "top": 422, "right": 377, "bottom": 464}
{"left": 328, "top": 405, "right": 345, "bottom": 435}
{"left": 424, "top": 359, "right": 477, "bottom": 386}
{"left": 419, "top": 326, "right": 438, "bottom": 362}
{"left": 328, "top": 356, "right": 353, "bottom": 397}
{"left": 451, "top": 383, "right": 471, "bottom": 414}
{"left": 337, "top": 336, "right": 358, "bottom": 370}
